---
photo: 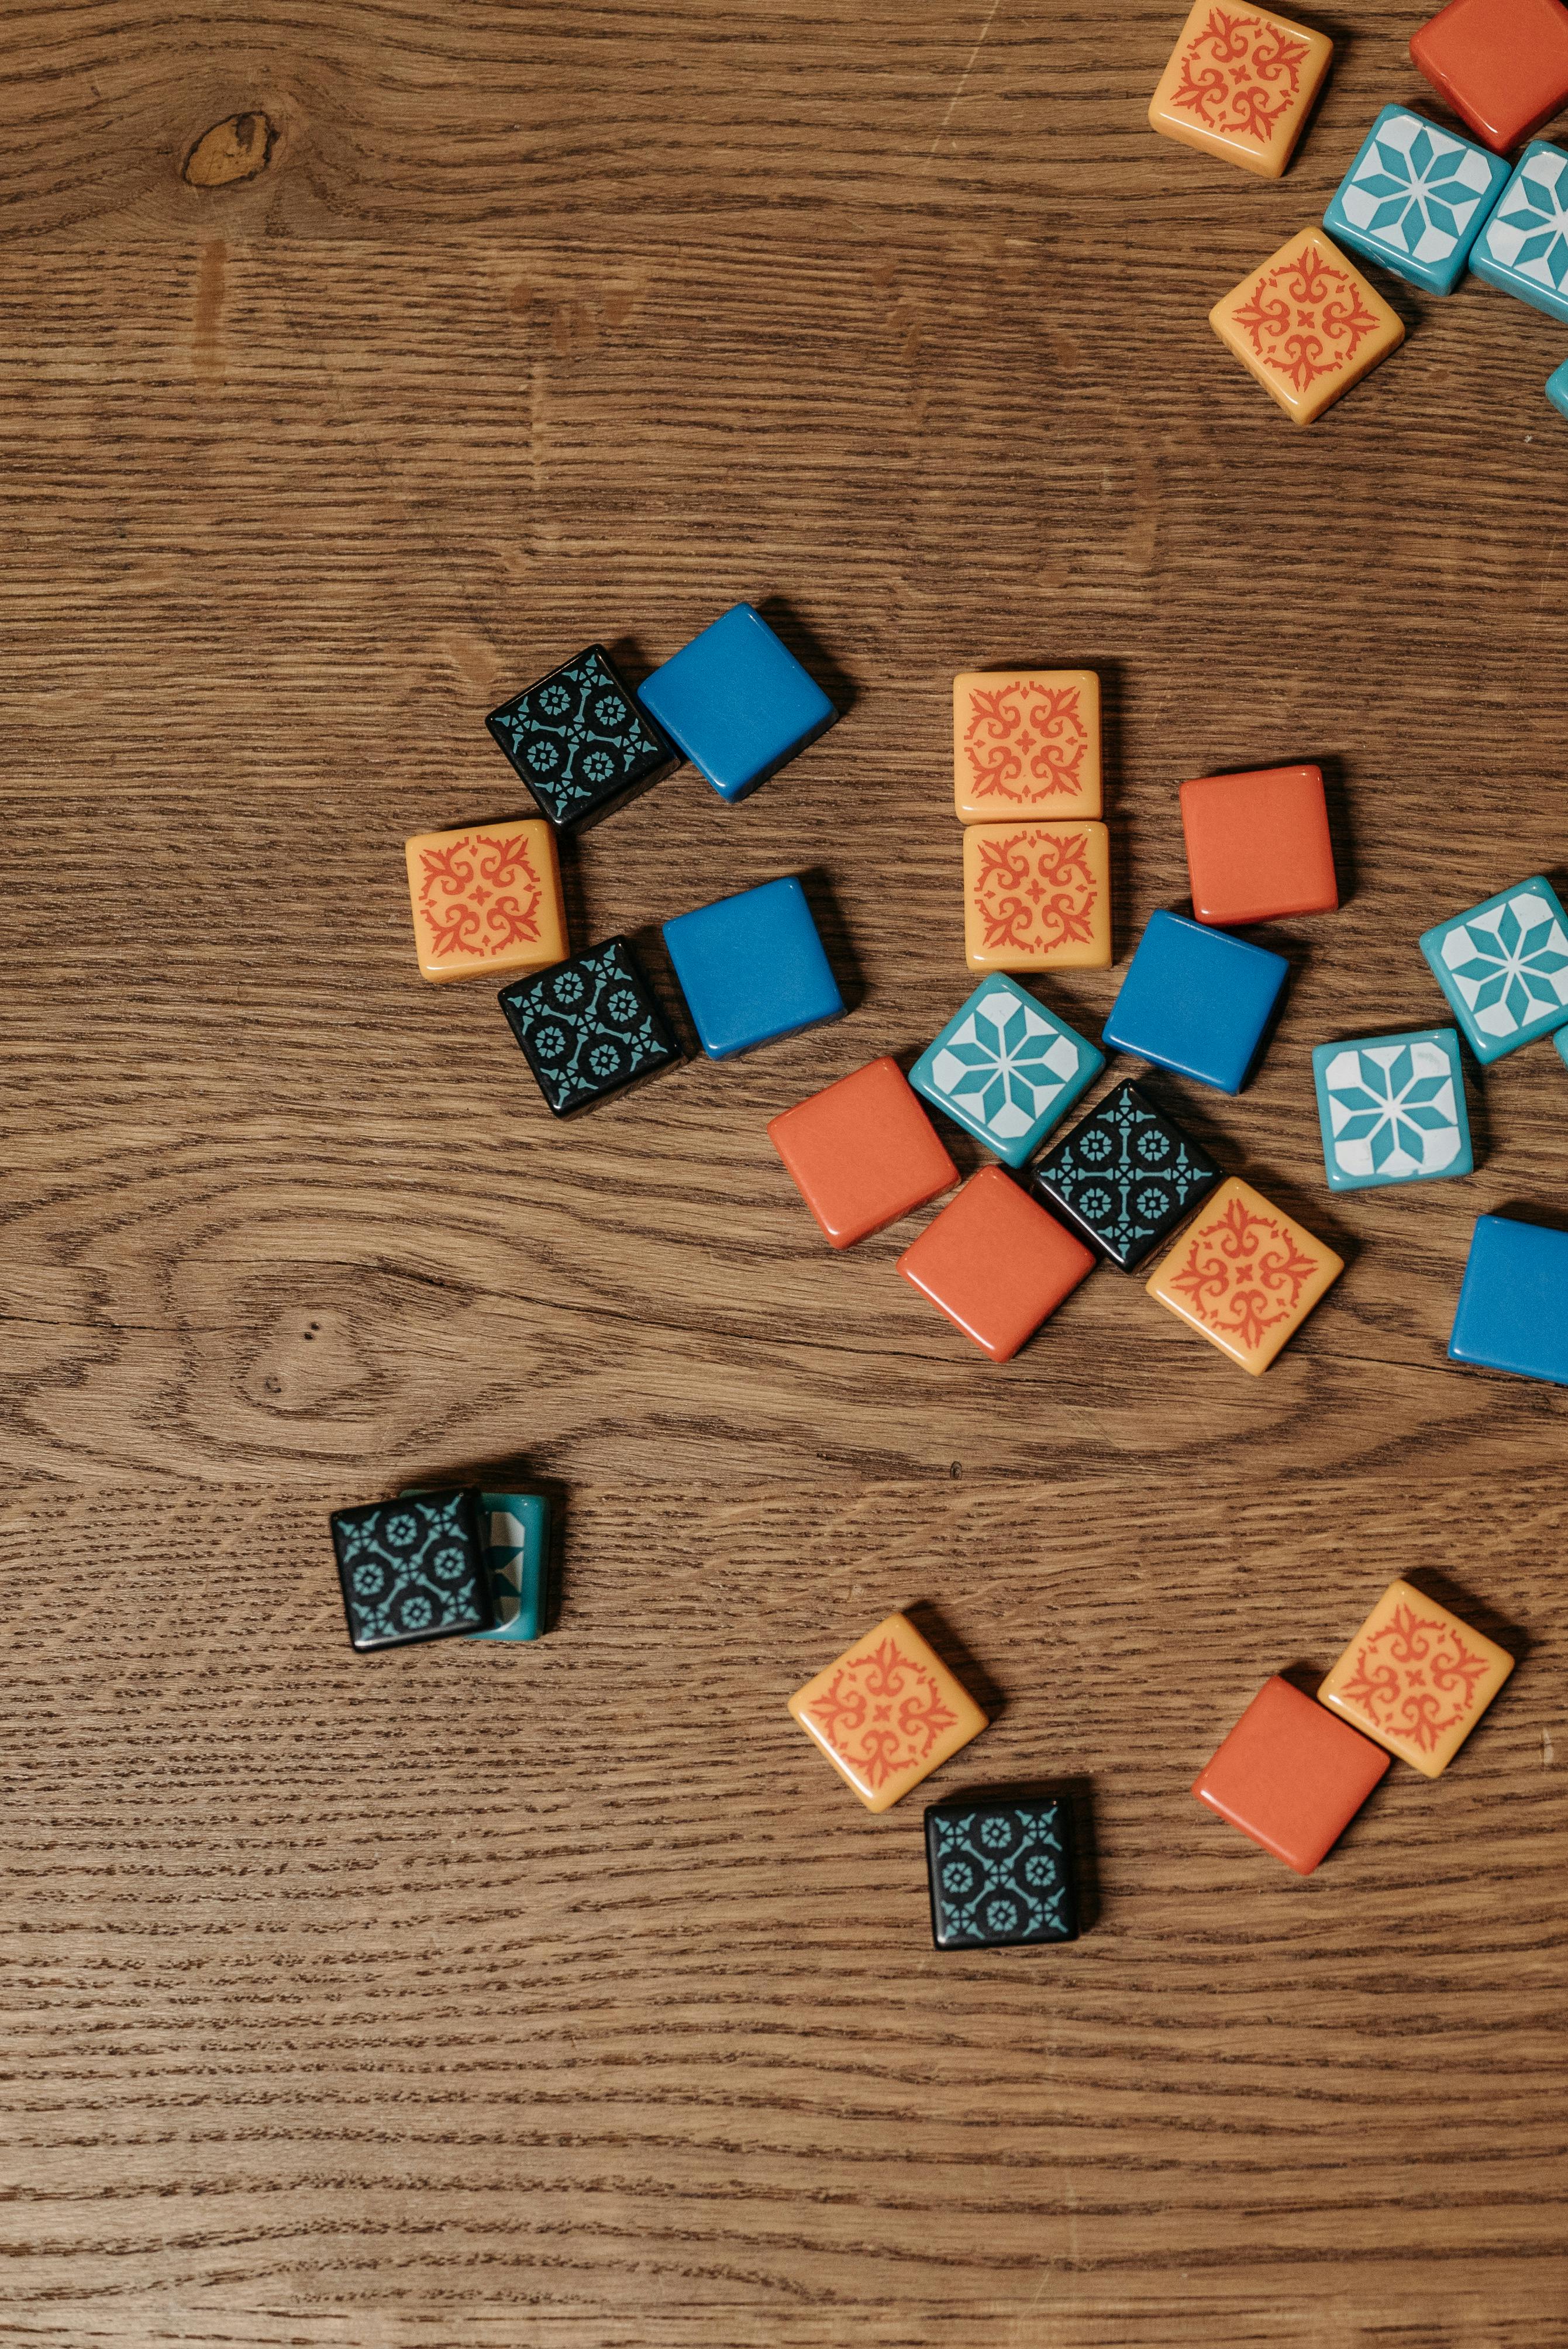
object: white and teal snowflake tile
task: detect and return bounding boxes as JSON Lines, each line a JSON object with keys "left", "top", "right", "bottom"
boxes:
{"left": 1549, "top": 357, "right": 1568, "bottom": 422}
{"left": 1419, "top": 877, "right": 1568, "bottom": 1065}
{"left": 471, "top": 1492, "right": 552, "bottom": 1643}
{"left": 908, "top": 974, "right": 1104, "bottom": 1167}
{"left": 1324, "top": 106, "right": 1509, "bottom": 297}
{"left": 1472, "top": 140, "right": 1568, "bottom": 324}
{"left": 1312, "top": 1028, "right": 1473, "bottom": 1193}
{"left": 1558, "top": 1026, "right": 1568, "bottom": 1074}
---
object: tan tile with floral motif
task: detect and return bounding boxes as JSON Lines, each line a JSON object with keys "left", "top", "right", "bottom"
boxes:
{"left": 1211, "top": 228, "right": 1404, "bottom": 425}
{"left": 962, "top": 819, "right": 1111, "bottom": 973}
{"left": 953, "top": 670, "right": 1102, "bottom": 824}
{"left": 1319, "top": 1579, "right": 1515, "bottom": 1778}
{"left": 1149, "top": 1, "right": 1333, "bottom": 179}
{"left": 1145, "top": 1174, "right": 1342, "bottom": 1374}
{"left": 404, "top": 816, "right": 567, "bottom": 983}
{"left": 787, "top": 1612, "right": 987, "bottom": 1813}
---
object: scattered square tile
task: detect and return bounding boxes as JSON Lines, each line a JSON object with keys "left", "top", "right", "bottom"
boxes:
{"left": 897, "top": 1165, "right": 1097, "bottom": 1362}
{"left": 1449, "top": 1212, "right": 1568, "bottom": 1386}
{"left": 768, "top": 1056, "right": 958, "bottom": 1248}
{"left": 1102, "top": 910, "right": 1288, "bottom": 1094}
{"left": 636, "top": 602, "right": 836, "bottom": 802}
{"left": 926, "top": 1793, "right": 1080, "bottom": 1949}
{"left": 1318, "top": 1578, "right": 1515, "bottom": 1777}
{"left": 1471, "top": 139, "right": 1568, "bottom": 319}
{"left": 1193, "top": 1674, "right": 1390, "bottom": 1874}
{"left": 1031, "top": 1078, "right": 1222, "bottom": 1269}
{"left": 1180, "top": 763, "right": 1338, "bottom": 926}
{"left": 1211, "top": 228, "right": 1405, "bottom": 425}
{"left": 787, "top": 1610, "right": 987, "bottom": 1812}
{"left": 1324, "top": 105, "right": 1510, "bottom": 296}
{"left": 1145, "top": 1174, "right": 1343, "bottom": 1374}
{"left": 485, "top": 644, "right": 676, "bottom": 831}
{"left": 909, "top": 975, "right": 1104, "bottom": 1167}
{"left": 1149, "top": 0, "right": 1333, "bottom": 178}
{"left": 499, "top": 938, "right": 680, "bottom": 1115}
{"left": 962, "top": 819, "right": 1112, "bottom": 972}
{"left": 953, "top": 670, "right": 1102, "bottom": 822}
{"left": 1312, "top": 1028, "right": 1473, "bottom": 1192}
{"left": 330, "top": 1490, "right": 492, "bottom": 1652}
{"left": 662, "top": 876, "right": 843, "bottom": 1059}
{"left": 470, "top": 1493, "right": 553, "bottom": 1644}
{"left": 1419, "top": 875, "right": 1568, "bottom": 1063}
{"left": 1411, "top": 0, "right": 1568, "bottom": 154}
{"left": 405, "top": 817, "right": 567, "bottom": 984}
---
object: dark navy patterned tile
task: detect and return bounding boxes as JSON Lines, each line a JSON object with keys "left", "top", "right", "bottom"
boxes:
{"left": 925, "top": 1794, "right": 1079, "bottom": 1950}
{"left": 499, "top": 936, "right": 680, "bottom": 1115}
{"left": 486, "top": 644, "right": 676, "bottom": 831}
{"left": 330, "top": 1489, "right": 491, "bottom": 1652}
{"left": 1031, "top": 1079, "right": 1219, "bottom": 1270}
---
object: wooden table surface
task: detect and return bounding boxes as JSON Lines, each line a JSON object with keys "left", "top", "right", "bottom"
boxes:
{"left": 3, "top": 2, "right": 1566, "bottom": 2341}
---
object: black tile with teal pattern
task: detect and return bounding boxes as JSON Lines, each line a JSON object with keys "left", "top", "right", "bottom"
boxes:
{"left": 499, "top": 936, "right": 680, "bottom": 1115}
{"left": 1030, "top": 1078, "right": 1219, "bottom": 1270}
{"left": 486, "top": 644, "right": 677, "bottom": 831}
{"left": 925, "top": 1793, "right": 1079, "bottom": 1950}
{"left": 330, "top": 1489, "right": 492, "bottom": 1652}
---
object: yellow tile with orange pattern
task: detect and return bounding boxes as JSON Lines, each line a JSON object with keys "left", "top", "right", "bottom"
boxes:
{"left": 962, "top": 819, "right": 1111, "bottom": 973}
{"left": 1211, "top": 228, "right": 1405, "bottom": 426}
{"left": 787, "top": 1611, "right": 987, "bottom": 1813}
{"left": 953, "top": 671, "right": 1102, "bottom": 824}
{"left": 1318, "top": 1578, "right": 1515, "bottom": 1778}
{"left": 405, "top": 817, "right": 567, "bottom": 983}
{"left": 1145, "top": 1175, "right": 1343, "bottom": 1374}
{"left": 1149, "top": 1, "right": 1333, "bottom": 178}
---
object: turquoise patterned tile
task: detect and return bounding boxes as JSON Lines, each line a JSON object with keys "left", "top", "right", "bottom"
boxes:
{"left": 471, "top": 1492, "right": 552, "bottom": 1643}
{"left": 908, "top": 976, "right": 1103, "bottom": 1167}
{"left": 1325, "top": 106, "right": 1509, "bottom": 297}
{"left": 1471, "top": 140, "right": 1568, "bottom": 323}
{"left": 1419, "top": 877, "right": 1568, "bottom": 1063}
{"left": 1312, "top": 1028, "right": 1473, "bottom": 1192}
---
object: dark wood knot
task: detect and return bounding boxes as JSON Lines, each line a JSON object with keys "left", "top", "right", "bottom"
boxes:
{"left": 182, "top": 113, "right": 277, "bottom": 188}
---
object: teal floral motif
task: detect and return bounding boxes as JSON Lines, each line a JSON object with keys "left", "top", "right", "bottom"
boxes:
{"left": 499, "top": 939, "right": 679, "bottom": 1115}
{"left": 470, "top": 1493, "right": 552, "bottom": 1643}
{"left": 1322, "top": 1039, "right": 1460, "bottom": 1180}
{"left": 330, "top": 1490, "right": 490, "bottom": 1650}
{"left": 1340, "top": 115, "right": 1495, "bottom": 263}
{"left": 1481, "top": 143, "right": 1568, "bottom": 297}
{"left": 911, "top": 976, "right": 1102, "bottom": 1167}
{"left": 927, "top": 1797, "right": 1077, "bottom": 1948}
{"left": 1437, "top": 887, "right": 1568, "bottom": 1044}
{"left": 1032, "top": 1080, "right": 1218, "bottom": 1269}
{"left": 487, "top": 646, "right": 671, "bottom": 825}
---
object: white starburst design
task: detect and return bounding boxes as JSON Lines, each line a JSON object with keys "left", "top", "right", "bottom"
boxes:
{"left": 1483, "top": 147, "right": 1568, "bottom": 292}
{"left": 928, "top": 984, "right": 1084, "bottom": 1141}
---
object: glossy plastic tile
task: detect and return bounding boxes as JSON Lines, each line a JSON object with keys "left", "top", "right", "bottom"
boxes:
{"left": 1324, "top": 105, "right": 1511, "bottom": 295}
{"left": 1145, "top": 1175, "right": 1343, "bottom": 1374}
{"left": 1102, "top": 910, "right": 1288, "bottom": 1094}
{"left": 1318, "top": 1578, "right": 1514, "bottom": 1778}
{"left": 1031, "top": 1079, "right": 1221, "bottom": 1270}
{"left": 405, "top": 818, "right": 567, "bottom": 984}
{"left": 330, "top": 1490, "right": 492, "bottom": 1652}
{"left": 962, "top": 820, "right": 1111, "bottom": 972}
{"left": 897, "top": 1165, "right": 1097, "bottom": 1362}
{"left": 499, "top": 938, "right": 680, "bottom": 1115}
{"left": 953, "top": 670, "right": 1102, "bottom": 822}
{"left": 485, "top": 644, "right": 676, "bottom": 831}
{"left": 788, "top": 1611, "right": 988, "bottom": 1813}
{"left": 769, "top": 1056, "right": 958, "bottom": 1248}
{"left": 1449, "top": 1212, "right": 1568, "bottom": 1386}
{"left": 925, "top": 1793, "right": 1079, "bottom": 1949}
{"left": 909, "top": 976, "right": 1104, "bottom": 1167}
{"left": 636, "top": 602, "right": 836, "bottom": 802}
{"left": 1211, "top": 228, "right": 1405, "bottom": 424}
{"left": 1312, "top": 1028, "right": 1473, "bottom": 1191}
{"left": 1472, "top": 140, "right": 1568, "bottom": 319}
{"left": 1149, "top": 1, "right": 1333, "bottom": 178}
{"left": 1411, "top": 0, "right": 1568, "bottom": 153}
{"left": 471, "top": 1493, "right": 553, "bottom": 1643}
{"left": 1193, "top": 1675, "right": 1390, "bottom": 1874}
{"left": 1419, "top": 875, "right": 1568, "bottom": 1062}
{"left": 1549, "top": 356, "right": 1568, "bottom": 416}
{"left": 1558, "top": 1024, "right": 1568, "bottom": 1068}
{"left": 663, "top": 876, "right": 843, "bottom": 1059}
{"left": 1181, "top": 763, "right": 1338, "bottom": 925}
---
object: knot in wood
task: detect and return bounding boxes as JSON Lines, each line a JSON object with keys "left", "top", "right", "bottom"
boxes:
{"left": 182, "top": 112, "right": 276, "bottom": 188}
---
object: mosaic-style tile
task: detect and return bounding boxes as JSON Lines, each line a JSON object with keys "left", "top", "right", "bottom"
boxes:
{"left": 499, "top": 937, "right": 680, "bottom": 1115}
{"left": 1312, "top": 1028, "right": 1472, "bottom": 1191}
{"left": 1318, "top": 1578, "right": 1514, "bottom": 1778}
{"left": 330, "top": 1490, "right": 491, "bottom": 1651}
{"left": 404, "top": 817, "right": 567, "bottom": 984}
{"left": 485, "top": 644, "right": 675, "bottom": 830}
{"left": 1419, "top": 876, "right": 1568, "bottom": 1063}
{"left": 787, "top": 1611, "right": 988, "bottom": 1813}
{"left": 909, "top": 976, "right": 1104, "bottom": 1167}
{"left": 1471, "top": 139, "right": 1568, "bottom": 322}
{"left": 1032, "top": 1079, "right": 1221, "bottom": 1269}
{"left": 1145, "top": 1174, "right": 1342, "bottom": 1375}
{"left": 1325, "top": 105, "right": 1509, "bottom": 295}
{"left": 925, "top": 1794, "right": 1080, "bottom": 1949}
{"left": 471, "top": 1492, "right": 553, "bottom": 1643}
{"left": 1211, "top": 228, "right": 1404, "bottom": 424}
{"left": 962, "top": 821, "right": 1111, "bottom": 972}
{"left": 953, "top": 670, "right": 1102, "bottom": 822}
{"left": 1149, "top": 1, "right": 1334, "bottom": 178}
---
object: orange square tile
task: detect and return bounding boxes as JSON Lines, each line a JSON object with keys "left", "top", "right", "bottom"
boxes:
{"left": 787, "top": 1611, "right": 988, "bottom": 1811}
{"left": 768, "top": 1056, "right": 959, "bottom": 1249}
{"left": 1412, "top": 0, "right": 1568, "bottom": 154}
{"left": 897, "top": 1165, "right": 1097, "bottom": 1362}
{"left": 1181, "top": 764, "right": 1338, "bottom": 926}
{"left": 1150, "top": 1, "right": 1333, "bottom": 177}
{"left": 1145, "top": 1176, "right": 1343, "bottom": 1375}
{"left": 405, "top": 817, "right": 567, "bottom": 983}
{"left": 953, "top": 670, "right": 1102, "bottom": 823}
{"left": 1211, "top": 229, "right": 1404, "bottom": 425}
{"left": 963, "top": 820, "right": 1111, "bottom": 972}
{"left": 1318, "top": 1579, "right": 1515, "bottom": 1778}
{"left": 1194, "top": 1675, "right": 1390, "bottom": 1874}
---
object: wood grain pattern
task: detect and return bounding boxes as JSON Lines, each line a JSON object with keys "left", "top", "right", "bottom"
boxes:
{"left": 1, "top": 2, "right": 1566, "bottom": 2340}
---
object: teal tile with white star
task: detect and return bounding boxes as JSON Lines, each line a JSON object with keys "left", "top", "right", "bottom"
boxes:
{"left": 1312, "top": 1028, "right": 1473, "bottom": 1193}
{"left": 1419, "top": 877, "right": 1568, "bottom": 1064}
{"left": 1325, "top": 106, "right": 1509, "bottom": 297}
{"left": 1548, "top": 357, "right": 1568, "bottom": 421}
{"left": 908, "top": 975, "right": 1104, "bottom": 1167}
{"left": 471, "top": 1492, "right": 553, "bottom": 1642}
{"left": 1472, "top": 140, "right": 1568, "bottom": 323}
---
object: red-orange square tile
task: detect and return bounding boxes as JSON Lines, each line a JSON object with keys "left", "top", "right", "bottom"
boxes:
{"left": 1180, "top": 764, "right": 1338, "bottom": 926}
{"left": 768, "top": 1056, "right": 959, "bottom": 1249}
{"left": 1193, "top": 1675, "right": 1390, "bottom": 1875}
{"left": 1412, "top": 0, "right": 1568, "bottom": 153}
{"left": 896, "top": 1165, "right": 1096, "bottom": 1361}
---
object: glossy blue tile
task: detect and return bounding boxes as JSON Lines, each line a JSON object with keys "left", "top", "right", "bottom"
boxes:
{"left": 1324, "top": 106, "right": 1509, "bottom": 297}
{"left": 1419, "top": 876, "right": 1568, "bottom": 1064}
{"left": 1449, "top": 1214, "right": 1568, "bottom": 1387}
{"left": 1101, "top": 910, "right": 1288, "bottom": 1095}
{"left": 1549, "top": 357, "right": 1568, "bottom": 419}
{"left": 662, "top": 876, "right": 844, "bottom": 1059}
{"left": 471, "top": 1492, "right": 552, "bottom": 1643}
{"left": 1471, "top": 140, "right": 1568, "bottom": 323}
{"left": 909, "top": 976, "right": 1103, "bottom": 1167}
{"left": 1312, "top": 1028, "right": 1473, "bottom": 1193}
{"left": 636, "top": 604, "right": 836, "bottom": 802}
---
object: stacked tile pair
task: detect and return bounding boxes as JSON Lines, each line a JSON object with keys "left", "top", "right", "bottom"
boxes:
{"left": 1195, "top": 1578, "right": 1517, "bottom": 1875}
{"left": 329, "top": 1487, "right": 553, "bottom": 1654}
{"left": 951, "top": 669, "right": 1112, "bottom": 976}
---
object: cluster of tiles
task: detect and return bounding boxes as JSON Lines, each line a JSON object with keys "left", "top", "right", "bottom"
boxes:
{"left": 1149, "top": 0, "right": 1568, "bottom": 425}
{"left": 329, "top": 1487, "right": 553, "bottom": 1652}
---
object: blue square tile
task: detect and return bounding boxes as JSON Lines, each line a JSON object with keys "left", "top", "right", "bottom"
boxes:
{"left": 662, "top": 876, "right": 844, "bottom": 1059}
{"left": 636, "top": 604, "right": 836, "bottom": 802}
{"left": 1449, "top": 1214, "right": 1568, "bottom": 1387}
{"left": 908, "top": 976, "right": 1103, "bottom": 1167}
{"left": 1419, "top": 876, "right": 1568, "bottom": 1064}
{"left": 470, "top": 1492, "right": 552, "bottom": 1643}
{"left": 1324, "top": 107, "right": 1509, "bottom": 297}
{"left": 1312, "top": 1028, "right": 1473, "bottom": 1193}
{"left": 1471, "top": 141, "right": 1568, "bottom": 322}
{"left": 925, "top": 1793, "right": 1079, "bottom": 1950}
{"left": 1101, "top": 911, "right": 1288, "bottom": 1095}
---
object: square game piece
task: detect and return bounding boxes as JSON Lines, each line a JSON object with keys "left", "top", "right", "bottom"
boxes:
{"left": 1419, "top": 875, "right": 1568, "bottom": 1063}
{"left": 1145, "top": 1175, "right": 1343, "bottom": 1375}
{"left": 1193, "top": 1675, "right": 1390, "bottom": 1875}
{"left": 498, "top": 938, "right": 680, "bottom": 1115}
{"left": 897, "top": 1165, "right": 1097, "bottom": 1362}
{"left": 636, "top": 602, "right": 836, "bottom": 802}
{"left": 953, "top": 670, "right": 1102, "bottom": 822}
{"left": 1318, "top": 1578, "right": 1515, "bottom": 1778}
{"left": 663, "top": 876, "right": 843, "bottom": 1059}
{"left": 1549, "top": 357, "right": 1568, "bottom": 416}
{"left": 485, "top": 645, "right": 676, "bottom": 831}
{"left": 925, "top": 1793, "right": 1080, "bottom": 1950}
{"left": 768, "top": 1056, "right": 958, "bottom": 1248}
{"left": 1312, "top": 1028, "right": 1473, "bottom": 1192}
{"left": 1411, "top": 0, "right": 1568, "bottom": 154}
{"left": 1449, "top": 1212, "right": 1568, "bottom": 1386}
{"left": 909, "top": 976, "right": 1104, "bottom": 1167}
{"left": 470, "top": 1493, "right": 553, "bottom": 1643}
{"left": 1324, "top": 106, "right": 1511, "bottom": 296}
{"left": 1180, "top": 763, "right": 1338, "bottom": 925}
{"left": 1559, "top": 1025, "right": 1568, "bottom": 1067}
{"left": 1211, "top": 229, "right": 1405, "bottom": 425}
{"left": 330, "top": 1489, "right": 492, "bottom": 1652}
{"left": 787, "top": 1610, "right": 987, "bottom": 1812}
{"left": 1149, "top": 1, "right": 1333, "bottom": 178}
{"left": 1471, "top": 140, "right": 1568, "bottom": 319}
{"left": 405, "top": 817, "right": 567, "bottom": 984}
{"left": 1102, "top": 910, "right": 1288, "bottom": 1094}
{"left": 962, "top": 819, "right": 1112, "bottom": 972}
{"left": 1031, "top": 1078, "right": 1222, "bottom": 1270}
